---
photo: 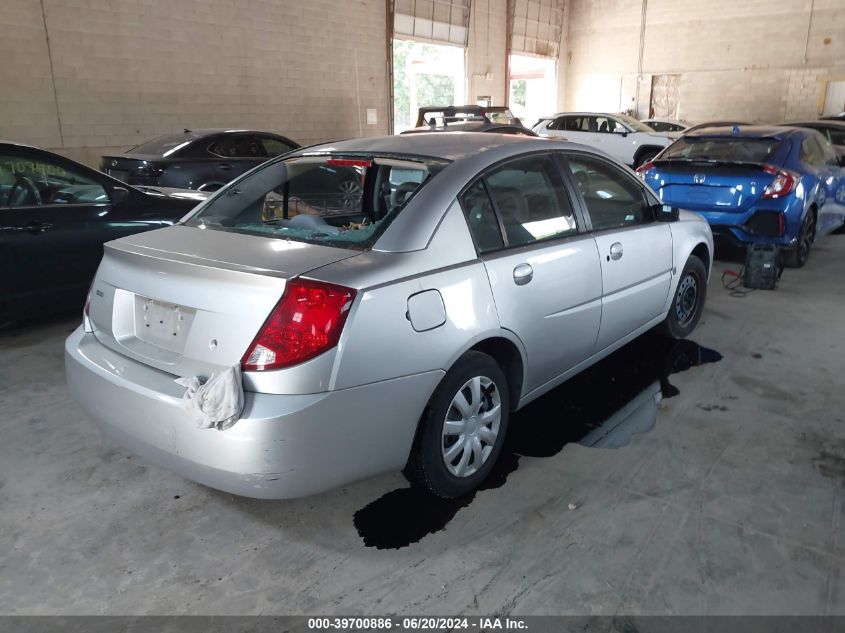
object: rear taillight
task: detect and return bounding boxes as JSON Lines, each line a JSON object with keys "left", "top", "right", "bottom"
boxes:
{"left": 762, "top": 165, "right": 798, "bottom": 199}
{"left": 241, "top": 279, "right": 356, "bottom": 371}
{"left": 84, "top": 280, "right": 94, "bottom": 317}
{"left": 635, "top": 161, "right": 654, "bottom": 177}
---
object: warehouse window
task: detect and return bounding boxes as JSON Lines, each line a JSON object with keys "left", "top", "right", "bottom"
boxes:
{"left": 393, "top": 39, "right": 466, "bottom": 133}
{"left": 391, "top": 0, "right": 469, "bottom": 133}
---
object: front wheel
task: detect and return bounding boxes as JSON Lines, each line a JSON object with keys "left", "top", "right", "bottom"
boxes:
{"left": 634, "top": 150, "right": 659, "bottom": 169}
{"left": 659, "top": 255, "right": 707, "bottom": 339}
{"left": 404, "top": 351, "right": 510, "bottom": 498}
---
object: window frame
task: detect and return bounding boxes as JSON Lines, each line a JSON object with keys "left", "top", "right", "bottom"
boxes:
{"left": 457, "top": 150, "right": 588, "bottom": 256}
{"left": 560, "top": 151, "right": 659, "bottom": 234}
{"left": 0, "top": 148, "right": 113, "bottom": 210}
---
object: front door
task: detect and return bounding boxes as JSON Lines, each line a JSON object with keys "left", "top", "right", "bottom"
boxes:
{"left": 459, "top": 153, "right": 603, "bottom": 394}
{"left": 0, "top": 150, "right": 115, "bottom": 316}
{"left": 565, "top": 153, "right": 673, "bottom": 350}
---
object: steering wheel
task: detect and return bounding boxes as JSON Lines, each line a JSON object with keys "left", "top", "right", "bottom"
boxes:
{"left": 8, "top": 176, "right": 42, "bottom": 206}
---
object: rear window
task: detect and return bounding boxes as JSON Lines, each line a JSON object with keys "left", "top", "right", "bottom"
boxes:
{"left": 660, "top": 137, "right": 781, "bottom": 163}
{"left": 185, "top": 154, "right": 445, "bottom": 249}
{"left": 128, "top": 133, "right": 199, "bottom": 156}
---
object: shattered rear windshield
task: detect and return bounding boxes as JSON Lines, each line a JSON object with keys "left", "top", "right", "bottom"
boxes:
{"left": 184, "top": 154, "right": 446, "bottom": 249}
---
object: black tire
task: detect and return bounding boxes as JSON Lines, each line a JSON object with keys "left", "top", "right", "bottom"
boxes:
{"left": 660, "top": 254, "right": 707, "bottom": 339}
{"left": 404, "top": 351, "right": 510, "bottom": 498}
{"left": 785, "top": 211, "right": 815, "bottom": 268}
{"left": 634, "top": 149, "right": 660, "bottom": 169}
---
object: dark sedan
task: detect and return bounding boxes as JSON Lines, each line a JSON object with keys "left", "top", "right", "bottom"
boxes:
{"left": 101, "top": 128, "right": 300, "bottom": 191}
{"left": 0, "top": 141, "right": 208, "bottom": 322}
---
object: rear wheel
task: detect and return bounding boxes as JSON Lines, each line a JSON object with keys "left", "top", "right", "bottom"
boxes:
{"left": 404, "top": 351, "right": 510, "bottom": 498}
{"left": 660, "top": 255, "right": 707, "bottom": 339}
{"left": 634, "top": 149, "right": 659, "bottom": 169}
{"left": 786, "top": 211, "right": 815, "bottom": 268}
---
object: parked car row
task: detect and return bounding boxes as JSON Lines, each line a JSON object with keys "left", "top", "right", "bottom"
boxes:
{"left": 530, "top": 111, "right": 845, "bottom": 265}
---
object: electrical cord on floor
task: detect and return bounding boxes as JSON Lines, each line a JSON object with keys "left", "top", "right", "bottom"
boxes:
{"left": 721, "top": 267, "right": 754, "bottom": 298}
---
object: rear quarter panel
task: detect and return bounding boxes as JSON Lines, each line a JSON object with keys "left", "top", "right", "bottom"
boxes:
{"left": 312, "top": 200, "right": 525, "bottom": 392}
{"left": 664, "top": 211, "right": 714, "bottom": 315}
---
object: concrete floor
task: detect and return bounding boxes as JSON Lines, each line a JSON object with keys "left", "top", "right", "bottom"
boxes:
{"left": 1, "top": 234, "right": 844, "bottom": 616}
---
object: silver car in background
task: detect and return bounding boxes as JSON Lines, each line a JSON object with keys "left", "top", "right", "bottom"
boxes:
{"left": 66, "top": 133, "right": 713, "bottom": 499}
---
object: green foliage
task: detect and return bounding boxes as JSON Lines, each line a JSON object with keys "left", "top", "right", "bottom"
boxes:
{"left": 510, "top": 80, "right": 527, "bottom": 107}
{"left": 393, "top": 39, "right": 457, "bottom": 128}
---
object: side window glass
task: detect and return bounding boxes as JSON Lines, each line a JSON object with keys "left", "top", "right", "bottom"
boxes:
{"left": 815, "top": 136, "right": 838, "bottom": 165}
{"left": 459, "top": 180, "right": 504, "bottom": 253}
{"left": 567, "top": 156, "right": 651, "bottom": 231}
{"left": 800, "top": 138, "right": 824, "bottom": 167}
{"left": 210, "top": 135, "right": 263, "bottom": 158}
{"left": 0, "top": 153, "right": 108, "bottom": 207}
{"left": 260, "top": 136, "right": 295, "bottom": 157}
{"left": 596, "top": 116, "right": 614, "bottom": 134}
{"left": 485, "top": 155, "right": 578, "bottom": 247}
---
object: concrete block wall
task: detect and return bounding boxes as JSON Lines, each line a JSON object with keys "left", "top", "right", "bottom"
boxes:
{"left": 0, "top": 0, "right": 389, "bottom": 166}
{"left": 562, "top": 0, "right": 845, "bottom": 122}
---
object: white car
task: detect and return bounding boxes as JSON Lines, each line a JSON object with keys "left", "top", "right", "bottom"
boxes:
{"left": 533, "top": 112, "right": 676, "bottom": 168}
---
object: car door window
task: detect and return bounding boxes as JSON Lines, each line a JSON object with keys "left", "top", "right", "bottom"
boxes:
{"left": 259, "top": 136, "right": 296, "bottom": 157}
{"left": 484, "top": 155, "right": 577, "bottom": 247}
{"left": 209, "top": 135, "right": 264, "bottom": 158}
{"left": 814, "top": 136, "right": 839, "bottom": 166}
{"left": 595, "top": 116, "right": 620, "bottom": 134}
{"left": 800, "top": 136, "right": 824, "bottom": 167}
{"left": 0, "top": 153, "right": 108, "bottom": 207}
{"left": 566, "top": 155, "right": 652, "bottom": 231}
{"left": 563, "top": 116, "right": 588, "bottom": 132}
{"left": 459, "top": 180, "right": 505, "bottom": 253}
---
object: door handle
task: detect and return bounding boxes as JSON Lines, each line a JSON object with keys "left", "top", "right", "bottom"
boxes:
{"left": 608, "top": 242, "right": 623, "bottom": 261}
{"left": 1, "top": 222, "right": 53, "bottom": 234}
{"left": 513, "top": 263, "right": 533, "bottom": 285}
{"left": 218, "top": 163, "right": 233, "bottom": 171}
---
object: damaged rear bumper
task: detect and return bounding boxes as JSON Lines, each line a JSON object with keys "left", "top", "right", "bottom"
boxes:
{"left": 65, "top": 327, "right": 443, "bottom": 499}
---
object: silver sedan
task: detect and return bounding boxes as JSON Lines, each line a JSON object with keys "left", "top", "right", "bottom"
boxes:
{"left": 66, "top": 133, "right": 713, "bottom": 499}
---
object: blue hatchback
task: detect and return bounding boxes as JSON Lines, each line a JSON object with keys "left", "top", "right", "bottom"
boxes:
{"left": 638, "top": 126, "right": 845, "bottom": 266}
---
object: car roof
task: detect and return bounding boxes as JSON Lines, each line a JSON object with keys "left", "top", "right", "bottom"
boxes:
{"left": 683, "top": 125, "right": 799, "bottom": 139}
{"left": 296, "top": 132, "right": 545, "bottom": 162}
{"left": 402, "top": 121, "right": 534, "bottom": 135}
{"left": 540, "top": 112, "right": 620, "bottom": 118}
{"left": 783, "top": 120, "right": 845, "bottom": 128}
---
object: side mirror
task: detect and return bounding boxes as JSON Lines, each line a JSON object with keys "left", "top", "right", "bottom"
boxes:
{"left": 837, "top": 154, "right": 845, "bottom": 167}
{"left": 111, "top": 186, "right": 130, "bottom": 206}
{"left": 653, "top": 203, "right": 679, "bottom": 222}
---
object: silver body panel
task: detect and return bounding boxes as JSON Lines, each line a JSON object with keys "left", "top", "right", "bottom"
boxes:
{"left": 66, "top": 133, "right": 714, "bottom": 499}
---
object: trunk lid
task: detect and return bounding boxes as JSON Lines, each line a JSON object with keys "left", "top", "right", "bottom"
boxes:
{"left": 87, "top": 225, "right": 359, "bottom": 378}
{"left": 648, "top": 161, "right": 775, "bottom": 213}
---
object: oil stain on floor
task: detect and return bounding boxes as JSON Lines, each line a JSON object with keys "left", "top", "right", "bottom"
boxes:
{"left": 353, "top": 333, "right": 722, "bottom": 550}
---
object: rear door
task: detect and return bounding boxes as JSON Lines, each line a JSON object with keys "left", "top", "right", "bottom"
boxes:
{"left": 460, "top": 152, "right": 602, "bottom": 393}
{"left": 207, "top": 134, "right": 268, "bottom": 184}
{"left": 806, "top": 135, "right": 845, "bottom": 233}
{"left": 565, "top": 153, "right": 673, "bottom": 350}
